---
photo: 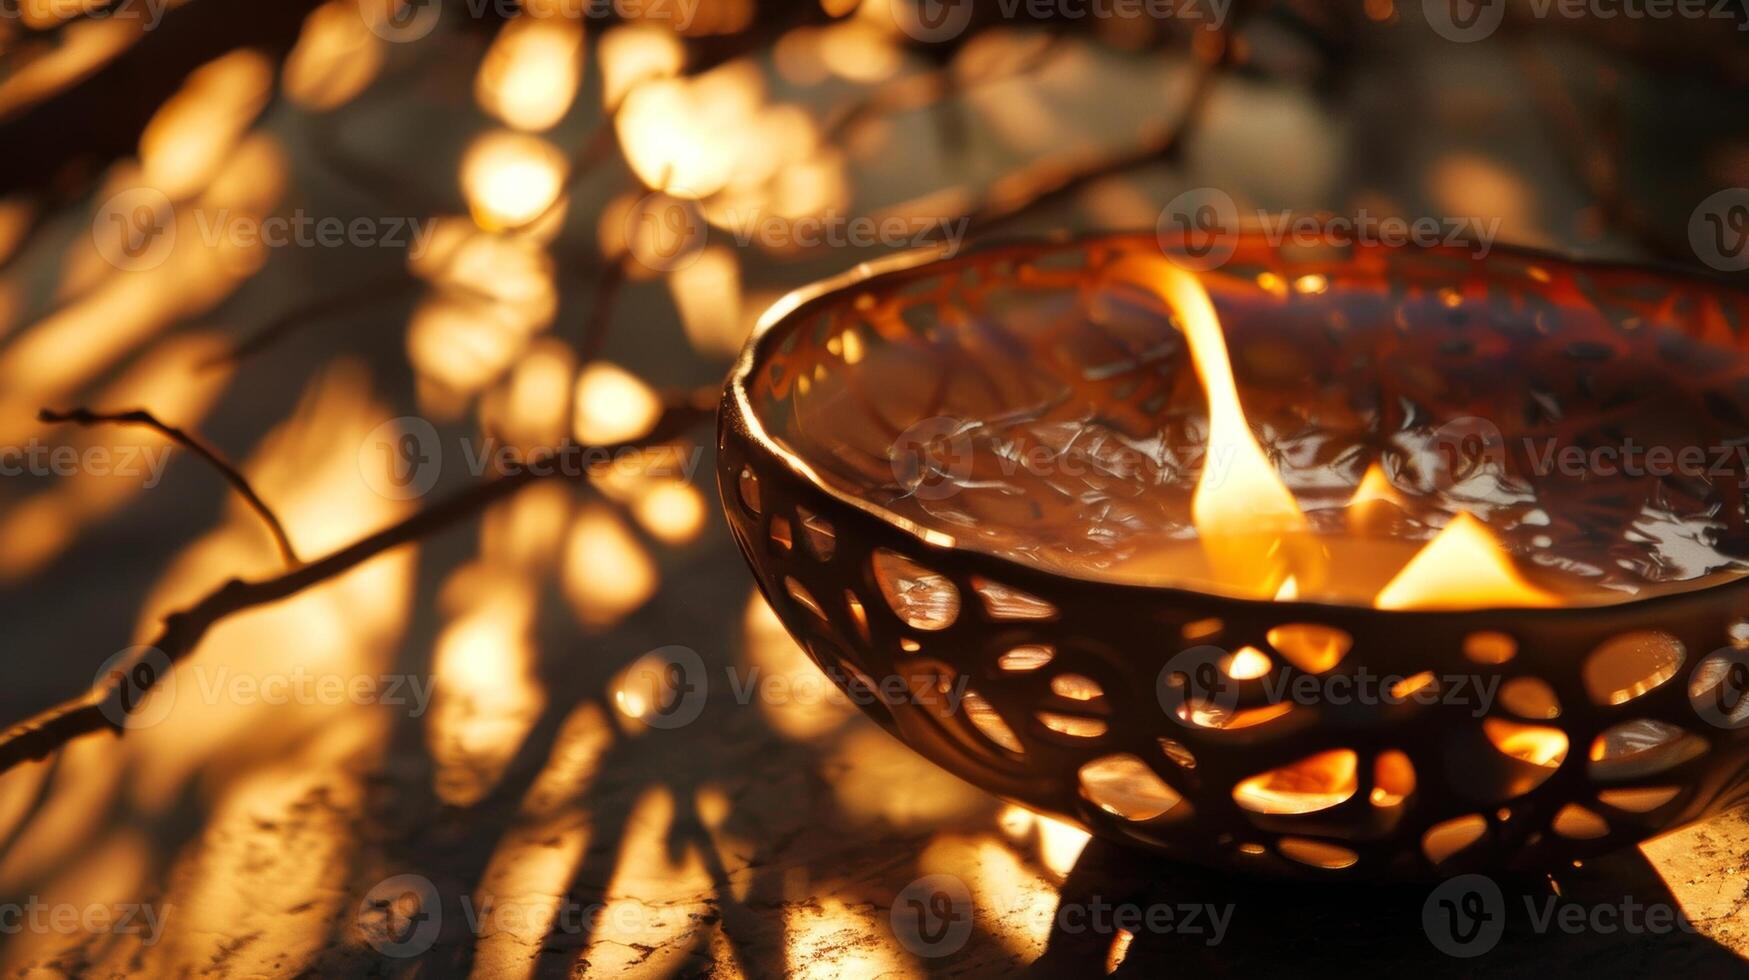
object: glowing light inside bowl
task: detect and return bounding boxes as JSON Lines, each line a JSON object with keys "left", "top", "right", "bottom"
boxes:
{"left": 1142, "top": 257, "right": 1560, "bottom": 610}
{"left": 1126, "top": 257, "right": 1310, "bottom": 599}
{"left": 1374, "top": 512, "right": 1559, "bottom": 610}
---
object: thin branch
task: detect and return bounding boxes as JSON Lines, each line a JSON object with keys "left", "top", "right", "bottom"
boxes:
{"left": 38, "top": 407, "right": 302, "bottom": 567}
{"left": 1512, "top": 43, "right": 1693, "bottom": 266}
{"left": 580, "top": 259, "right": 628, "bottom": 367}
{"left": 934, "top": 26, "right": 1239, "bottom": 241}
{"left": 0, "top": 0, "right": 324, "bottom": 195}
{"left": 0, "top": 391, "right": 715, "bottom": 774}
{"left": 822, "top": 35, "right": 1069, "bottom": 145}
{"left": 210, "top": 274, "right": 423, "bottom": 367}
{"left": 506, "top": 117, "right": 622, "bottom": 238}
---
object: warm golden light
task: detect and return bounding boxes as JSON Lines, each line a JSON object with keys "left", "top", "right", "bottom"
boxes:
{"left": 1485, "top": 718, "right": 1570, "bottom": 768}
{"left": 476, "top": 17, "right": 585, "bottom": 131}
{"left": 428, "top": 569, "right": 545, "bottom": 806}
{"left": 599, "top": 23, "right": 684, "bottom": 109}
{"left": 461, "top": 130, "right": 568, "bottom": 232}
{"left": 632, "top": 481, "right": 707, "bottom": 545}
{"left": 1109, "top": 256, "right": 1309, "bottom": 597}
{"left": 1349, "top": 462, "right": 1403, "bottom": 508}
{"left": 283, "top": 2, "right": 383, "bottom": 111}
{"left": 572, "top": 361, "right": 662, "bottom": 444}
{"left": 669, "top": 246, "right": 747, "bottom": 356}
{"left": 140, "top": 50, "right": 273, "bottom": 199}
{"left": 1232, "top": 749, "right": 1358, "bottom": 815}
{"left": 1222, "top": 645, "right": 1272, "bottom": 680}
{"left": 1374, "top": 512, "right": 1558, "bottom": 610}
{"left": 561, "top": 504, "right": 657, "bottom": 627}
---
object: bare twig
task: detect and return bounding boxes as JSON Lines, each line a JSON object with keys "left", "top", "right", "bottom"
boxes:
{"left": 1513, "top": 43, "right": 1693, "bottom": 266}
{"left": 823, "top": 35, "right": 1069, "bottom": 145}
{"left": 0, "top": 0, "right": 324, "bottom": 194}
{"left": 580, "top": 259, "right": 628, "bottom": 366}
{"left": 0, "top": 391, "right": 715, "bottom": 774}
{"left": 38, "top": 407, "right": 303, "bottom": 567}
{"left": 506, "top": 117, "right": 622, "bottom": 238}
{"left": 211, "top": 274, "right": 423, "bottom": 366}
{"left": 941, "top": 29, "right": 1238, "bottom": 241}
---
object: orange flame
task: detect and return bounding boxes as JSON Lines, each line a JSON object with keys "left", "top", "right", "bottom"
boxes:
{"left": 1374, "top": 512, "right": 1557, "bottom": 610}
{"left": 1117, "top": 256, "right": 1553, "bottom": 610}
{"left": 1113, "top": 256, "right": 1308, "bottom": 597}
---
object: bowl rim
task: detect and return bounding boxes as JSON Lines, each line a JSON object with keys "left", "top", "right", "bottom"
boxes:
{"left": 723, "top": 230, "right": 1749, "bottom": 620}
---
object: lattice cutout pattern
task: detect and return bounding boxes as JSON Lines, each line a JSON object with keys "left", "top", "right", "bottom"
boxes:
{"left": 721, "top": 234, "right": 1749, "bottom": 878}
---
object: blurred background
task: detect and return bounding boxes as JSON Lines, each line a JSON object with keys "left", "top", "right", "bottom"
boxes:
{"left": 0, "top": 0, "right": 1745, "bottom": 975}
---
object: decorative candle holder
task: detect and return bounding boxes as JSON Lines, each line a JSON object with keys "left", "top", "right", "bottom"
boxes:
{"left": 717, "top": 231, "right": 1749, "bottom": 878}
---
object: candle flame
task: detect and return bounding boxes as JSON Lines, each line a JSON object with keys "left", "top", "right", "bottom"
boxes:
{"left": 1374, "top": 512, "right": 1557, "bottom": 610}
{"left": 1274, "top": 575, "right": 1299, "bottom": 601}
{"left": 1109, "top": 257, "right": 1554, "bottom": 610}
{"left": 1349, "top": 462, "right": 1404, "bottom": 509}
{"left": 1113, "top": 257, "right": 1308, "bottom": 597}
